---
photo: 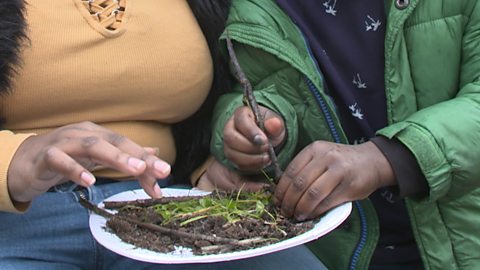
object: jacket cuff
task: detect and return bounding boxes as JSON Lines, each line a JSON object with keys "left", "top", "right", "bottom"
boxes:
{"left": 370, "top": 136, "right": 428, "bottom": 198}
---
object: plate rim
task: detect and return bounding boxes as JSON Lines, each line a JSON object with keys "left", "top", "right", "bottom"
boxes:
{"left": 89, "top": 188, "right": 352, "bottom": 264}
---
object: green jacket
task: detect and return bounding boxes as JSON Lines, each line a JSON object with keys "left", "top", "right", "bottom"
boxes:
{"left": 211, "top": 0, "right": 480, "bottom": 269}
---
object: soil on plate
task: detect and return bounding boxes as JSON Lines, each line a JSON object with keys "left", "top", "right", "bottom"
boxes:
{"left": 101, "top": 190, "right": 318, "bottom": 255}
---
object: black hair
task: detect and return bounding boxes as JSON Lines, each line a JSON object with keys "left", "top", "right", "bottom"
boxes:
{"left": 171, "top": 0, "right": 231, "bottom": 185}
{"left": 0, "top": 0, "right": 27, "bottom": 95}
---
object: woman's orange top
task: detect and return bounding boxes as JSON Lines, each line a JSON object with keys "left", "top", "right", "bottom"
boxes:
{"left": 0, "top": 0, "right": 213, "bottom": 212}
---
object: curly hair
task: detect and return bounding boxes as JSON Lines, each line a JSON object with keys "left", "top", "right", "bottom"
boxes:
{"left": 0, "top": 0, "right": 27, "bottom": 95}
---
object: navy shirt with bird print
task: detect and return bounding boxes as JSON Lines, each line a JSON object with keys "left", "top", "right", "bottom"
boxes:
{"left": 276, "top": 0, "right": 422, "bottom": 265}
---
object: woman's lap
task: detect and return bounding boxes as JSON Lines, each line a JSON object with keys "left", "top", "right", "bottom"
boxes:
{"left": 0, "top": 181, "right": 326, "bottom": 270}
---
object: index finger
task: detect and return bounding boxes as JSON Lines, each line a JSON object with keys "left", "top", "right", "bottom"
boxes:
{"left": 95, "top": 128, "right": 169, "bottom": 173}
{"left": 274, "top": 150, "right": 312, "bottom": 205}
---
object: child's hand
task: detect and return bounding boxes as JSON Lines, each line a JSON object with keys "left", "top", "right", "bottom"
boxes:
{"left": 274, "top": 141, "right": 396, "bottom": 221}
{"left": 197, "top": 159, "right": 268, "bottom": 192}
{"left": 223, "top": 105, "right": 285, "bottom": 172}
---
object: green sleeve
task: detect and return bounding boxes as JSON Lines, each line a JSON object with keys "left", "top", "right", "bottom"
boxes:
{"left": 378, "top": 4, "right": 480, "bottom": 202}
{"left": 378, "top": 83, "right": 480, "bottom": 202}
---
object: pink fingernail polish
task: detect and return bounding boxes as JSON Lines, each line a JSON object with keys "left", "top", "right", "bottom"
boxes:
{"left": 81, "top": 172, "right": 96, "bottom": 186}
{"left": 128, "top": 158, "right": 146, "bottom": 170}
{"left": 154, "top": 160, "right": 171, "bottom": 175}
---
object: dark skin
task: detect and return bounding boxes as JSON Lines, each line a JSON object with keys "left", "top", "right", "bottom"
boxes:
{"left": 199, "top": 105, "right": 396, "bottom": 221}
{"left": 8, "top": 121, "right": 171, "bottom": 203}
{"left": 197, "top": 158, "right": 268, "bottom": 192}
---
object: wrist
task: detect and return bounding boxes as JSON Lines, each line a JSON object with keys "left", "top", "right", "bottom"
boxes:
{"left": 7, "top": 172, "right": 32, "bottom": 203}
{"left": 366, "top": 141, "right": 396, "bottom": 187}
{"left": 7, "top": 137, "right": 36, "bottom": 203}
{"left": 370, "top": 136, "right": 428, "bottom": 198}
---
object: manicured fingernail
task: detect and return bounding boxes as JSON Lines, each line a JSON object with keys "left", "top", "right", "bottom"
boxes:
{"left": 81, "top": 172, "right": 96, "bottom": 186}
{"left": 128, "top": 157, "right": 146, "bottom": 170}
{"left": 154, "top": 160, "right": 171, "bottom": 175}
{"left": 154, "top": 183, "right": 162, "bottom": 198}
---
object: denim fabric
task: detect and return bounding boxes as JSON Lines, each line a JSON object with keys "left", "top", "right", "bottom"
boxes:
{"left": 0, "top": 180, "right": 326, "bottom": 270}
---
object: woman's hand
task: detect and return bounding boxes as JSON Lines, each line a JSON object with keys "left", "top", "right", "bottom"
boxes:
{"left": 197, "top": 159, "right": 268, "bottom": 192}
{"left": 223, "top": 105, "right": 286, "bottom": 172}
{"left": 7, "top": 121, "right": 171, "bottom": 202}
{"left": 274, "top": 141, "right": 396, "bottom": 221}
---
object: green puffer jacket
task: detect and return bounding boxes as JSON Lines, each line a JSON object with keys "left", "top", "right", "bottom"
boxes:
{"left": 211, "top": 0, "right": 480, "bottom": 269}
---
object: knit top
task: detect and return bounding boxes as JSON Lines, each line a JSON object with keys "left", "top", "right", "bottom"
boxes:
{"left": 0, "top": 0, "right": 213, "bottom": 212}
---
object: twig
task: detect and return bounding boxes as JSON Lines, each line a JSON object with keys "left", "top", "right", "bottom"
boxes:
{"left": 200, "top": 237, "right": 277, "bottom": 254}
{"left": 103, "top": 195, "right": 206, "bottom": 209}
{"left": 79, "top": 197, "right": 243, "bottom": 245}
{"left": 225, "top": 34, "right": 283, "bottom": 182}
{"left": 102, "top": 190, "right": 234, "bottom": 209}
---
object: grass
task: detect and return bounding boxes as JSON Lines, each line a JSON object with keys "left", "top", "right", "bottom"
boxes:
{"left": 149, "top": 189, "right": 277, "bottom": 226}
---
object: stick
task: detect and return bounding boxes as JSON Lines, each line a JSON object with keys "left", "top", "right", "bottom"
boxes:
{"left": 103, "top": 195, "right": 206, "bottom": 209}
{"left": 79, "top": 197, "right": 243, "bottom": 245}
{"left": 200, "top": 237, "right": 277, "bottom": 254}
{"left": 225, "top": 34, "right": 283, "bottom": 182}
{"left": 102, "top": 190, "right": 233, "bottom": 209}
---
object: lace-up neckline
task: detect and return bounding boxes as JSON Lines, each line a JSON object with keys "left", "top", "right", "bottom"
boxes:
{"left": 81, "top": 0, "right": 126, "bottom": 31}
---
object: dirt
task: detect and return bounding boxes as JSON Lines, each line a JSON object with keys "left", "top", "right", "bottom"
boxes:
{"left": 101, "top": 191, "right": 318, "bottom": 256}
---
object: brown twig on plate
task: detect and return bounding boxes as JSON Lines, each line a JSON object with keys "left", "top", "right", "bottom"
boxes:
{"left": 225, "top": 34, "right": 283, "bottom": 182}
{"left": 200, "top": 237, "right": 277, "bottom": 254}
{"left": 79, "top": 197, "right": 244, "bottom": 245}
{"left": 103, "top": 195, "right": 206, "bottom": 209}
{"left": 102, "top": 190, "right": 233, "bottom": 209}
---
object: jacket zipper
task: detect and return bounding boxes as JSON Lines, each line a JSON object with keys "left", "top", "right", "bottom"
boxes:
{"left": 305, "top": 76, "right": 369, "bottom": 270}
{"left": 350, "top": 201, "right": 368, "bottom": 270}
{"left": 304, "top": 77, "right": 341, "bottom": 143}
{"left": 302, "top": 36, "right": 368, "bottom": 270}
{"left": 301, "top": 33, "right": 342, "bottom": 144}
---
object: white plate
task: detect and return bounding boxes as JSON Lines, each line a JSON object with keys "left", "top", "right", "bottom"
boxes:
{"left": 89, "top": 188, "right": 352, "bottom": 264}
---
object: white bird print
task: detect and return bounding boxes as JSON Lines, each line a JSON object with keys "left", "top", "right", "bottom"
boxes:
{"left": 353, "top": 137, "right": 367, "bottom": 145}
{"left": 365, "top": 15, "right": 382, "bottom": 31}
{"left": 323, "top": 0, "right": 338, "bottom": 16}
{"left": 349, "top": 103, "right": 364, "bottom": 120}
{"left": 353, "top": 73, "right": 367, "bottom": 89}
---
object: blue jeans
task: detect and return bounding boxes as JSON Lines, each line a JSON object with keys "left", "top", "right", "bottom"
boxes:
{"left": 0, "top": 180, "right": 327, "bottom": 270}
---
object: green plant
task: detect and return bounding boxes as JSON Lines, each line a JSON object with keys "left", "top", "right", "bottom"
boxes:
{"left": 150, "top": 189, "right": 276, "bottom": 227}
